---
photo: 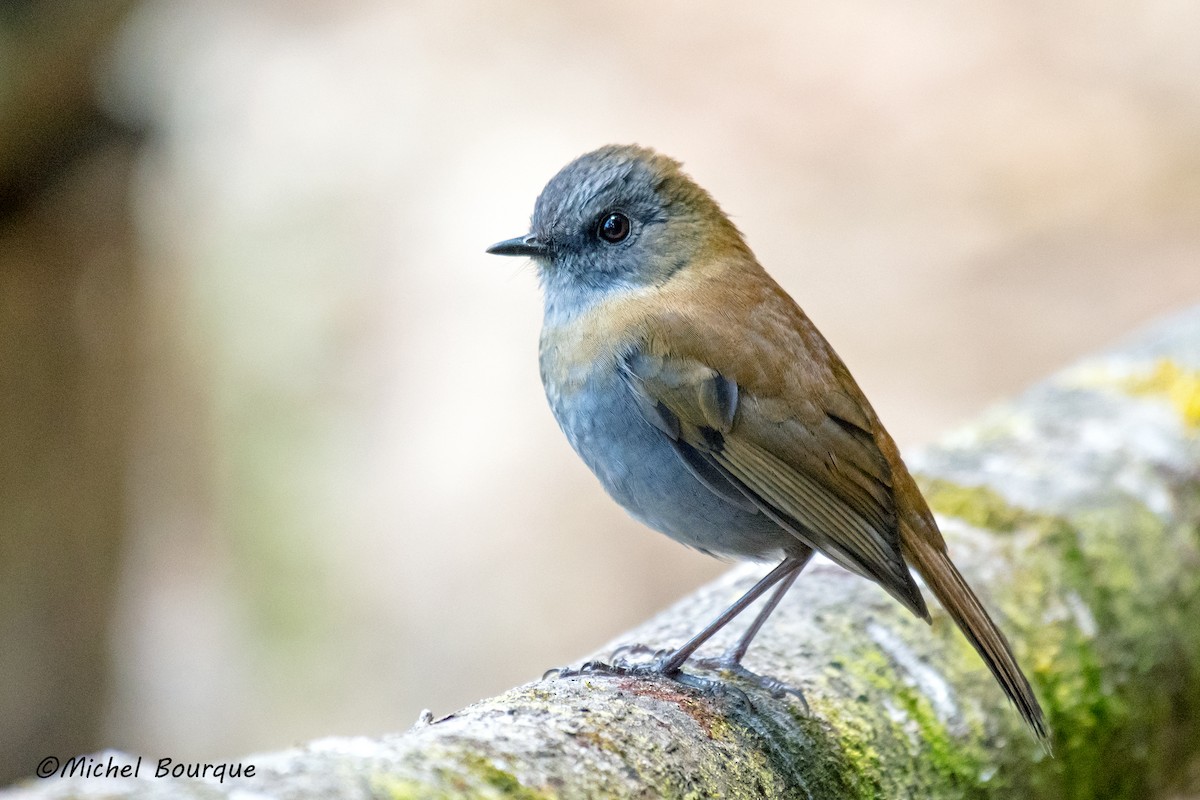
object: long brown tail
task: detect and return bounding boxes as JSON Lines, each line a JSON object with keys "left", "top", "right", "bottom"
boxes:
{"left": 904, "top": 531, "right": 1049, "bottom": 743}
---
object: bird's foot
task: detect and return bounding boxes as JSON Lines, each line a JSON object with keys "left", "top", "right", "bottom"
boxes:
{"left": 544, "top": 658, "right": 725, "bottom": 695}
{"left": 688, "top": 654, "right": 809, "bottom": 711}
{"left": 542, "top": 641, "right": 675, "bottom": 680}
{"left": 543, "top": 643, "right": 723, "bottom": 693}
{"left": 542, "top": 642, "right": 659, "bottom": 680}
{"left": 543, "top": 642, "right": 807, "bottom": 710}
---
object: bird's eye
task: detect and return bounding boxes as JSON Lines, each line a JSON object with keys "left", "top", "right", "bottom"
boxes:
{"left": 596, "top": 212, "right": 631, "bottom": 244}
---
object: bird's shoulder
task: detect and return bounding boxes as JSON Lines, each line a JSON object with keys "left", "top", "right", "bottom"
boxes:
{"left": 641, "top": 255, "right": 868, "bottom": 423}
{"left": 542, "top": 252, "right": 870, "bottom": 436}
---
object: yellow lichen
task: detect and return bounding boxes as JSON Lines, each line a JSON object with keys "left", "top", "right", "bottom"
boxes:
{"left": 1116, "top": 359, "right": 1200, "bottom": 428}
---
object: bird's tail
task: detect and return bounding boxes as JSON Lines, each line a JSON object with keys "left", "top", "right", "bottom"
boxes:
{"left": 903, "top": 529, "right": 1049, "bottom": 744}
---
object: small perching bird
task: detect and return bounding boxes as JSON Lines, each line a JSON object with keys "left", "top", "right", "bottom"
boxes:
{"left": 487, "top": 144, "right": 1047, "bottom": 743}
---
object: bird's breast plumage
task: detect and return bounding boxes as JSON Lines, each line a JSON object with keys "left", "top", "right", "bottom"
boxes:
{"left": 538, "top": 294, "right": 788, "bottom": 560}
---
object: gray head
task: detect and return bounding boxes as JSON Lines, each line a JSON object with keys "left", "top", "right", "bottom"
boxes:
{"left": 487, "top": 145, "right": 745, "bottom": 310}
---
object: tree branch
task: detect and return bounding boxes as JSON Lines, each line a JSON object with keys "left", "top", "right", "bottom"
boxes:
{"left": 7, "top": 308, "right": 1200, "bottom": 799}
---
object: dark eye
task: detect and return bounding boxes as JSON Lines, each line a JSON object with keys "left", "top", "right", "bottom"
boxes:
{"left": 596, "top": 212, "right": 631, "bottom": 244}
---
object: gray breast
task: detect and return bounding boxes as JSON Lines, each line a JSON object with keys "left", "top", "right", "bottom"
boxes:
{"left": 540, "top": 356, "right": 787, "bottom": 560}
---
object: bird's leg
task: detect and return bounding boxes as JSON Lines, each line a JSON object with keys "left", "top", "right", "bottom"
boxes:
{"left": 712, "top": 547, "right": 814, "bottom": 667}
{"left": 656, "top": 554, "right": 808, "bottom": 674}
{"left": 547, "top": 553, "right": 814, "bottom": 704}
{"left": 685, "top": 548, "right": 814, "bottom": 704}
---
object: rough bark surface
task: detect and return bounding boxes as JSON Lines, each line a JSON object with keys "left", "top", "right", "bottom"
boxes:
{"left": 6, "top": 308, "right": 1200, "bottom": 799}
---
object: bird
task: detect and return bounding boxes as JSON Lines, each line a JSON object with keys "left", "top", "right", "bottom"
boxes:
{"left": 487, "top": 144, "right": 1046, "bottom": 741}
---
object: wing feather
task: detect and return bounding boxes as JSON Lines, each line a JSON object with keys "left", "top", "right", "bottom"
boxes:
{"left": 622, "top": 348, "right": 927, "bottom": 618}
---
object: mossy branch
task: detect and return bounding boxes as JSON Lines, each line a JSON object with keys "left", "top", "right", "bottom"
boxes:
{"left": 7, "top": 308, "right": 1200, "bottom": 799}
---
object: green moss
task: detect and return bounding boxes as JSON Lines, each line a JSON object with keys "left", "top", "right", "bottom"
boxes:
{"left": 372, "top": 774, "right": 456, "bottom": 800}
{"left": 806, "top": 696, "right": 884, "bottom": 799}
{"left": 919, "top": 479, "right": 1042, "bottom": 534}
{"left": 376, "top": 752, "right": 552, "bottom": 799}
{"left": 824, "top": 639, "right": 997, "bottom": 798}
{"left": 1021, "top": 515, "right": 1135, "bottom": 799}
{"left": 946, "top": 497, "right": 1146, "bottom": 799}
{"left": 1006, "top": 496, "right": 1200, "bottom": 800}
{"left": 457, "top": 753, "right": 551, "bottom": 799}
{"left": 897, "top": 685, "right": 988, "bottom": 795}
{"left": 861, "top": 477, "right": 1200, "bottom": 798}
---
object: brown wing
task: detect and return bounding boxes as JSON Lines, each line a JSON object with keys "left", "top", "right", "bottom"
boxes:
{"left": 602, "top": 244, "right": 1042, "bottom": 735}
{"left": 621, "top": 348, "right": 929, "bottom": 620}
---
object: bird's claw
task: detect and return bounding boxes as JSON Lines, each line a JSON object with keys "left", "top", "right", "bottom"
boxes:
{"left": 608, "top": 642, "right": 672, "bottom": 665}
{"left": 689, "top": 656, "right": 810, "bottom": 711}
{"left": 545, "top": 655, "right": 673, "bottom": 681}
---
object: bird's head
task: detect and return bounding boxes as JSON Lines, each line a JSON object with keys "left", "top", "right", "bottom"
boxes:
{"left": 488, "top": 145, "right": 746, "bottom": 314}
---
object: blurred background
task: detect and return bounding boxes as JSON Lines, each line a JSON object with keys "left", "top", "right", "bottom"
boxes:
{"left": 3, "top": 0, "right": 1200, "bottom": 783}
